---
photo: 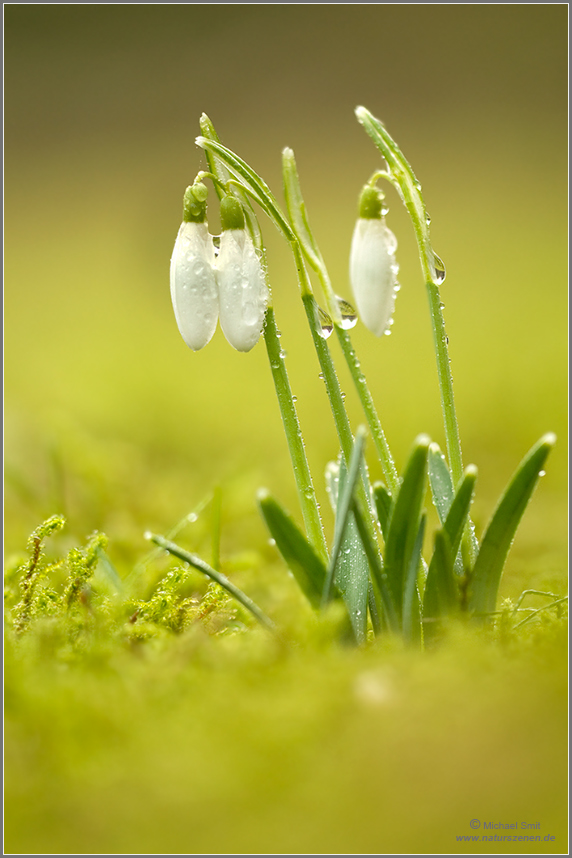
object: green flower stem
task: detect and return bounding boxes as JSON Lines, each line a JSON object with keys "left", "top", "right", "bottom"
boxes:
{"left": 355, "top": 107, "right": 464, "bottom": 487}
{"left": 282, "top": 146, "right": 399, "bottom": 493}
{"left": 424, "top": 282, "right": 463, "bottom": 486}
{"left": 298, "top": 280, "right": 379, "bottom": 550}
{"left": 263, "top": 306, "right": 329, "bottom": 565}
{"left": 335, "top": 326, "right": 400, "bottom": 495}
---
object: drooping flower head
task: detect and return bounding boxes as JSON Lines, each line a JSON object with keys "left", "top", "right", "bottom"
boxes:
{"left": 170, "top": 187, "right": 269, "bottom": 353}
{"left": 216, "top": 195, "right": 269, "bottom": 353}
{"left": 349, "top": 185, "right": 400, "bottom": 337}
{"left": 170, "top": 182, "right": 218, "bottom": 351}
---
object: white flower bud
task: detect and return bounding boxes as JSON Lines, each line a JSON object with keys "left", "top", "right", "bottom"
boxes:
{"left": 350, "top": 218, "right": 399, "bottom": 337}
{"left": 216, "top": 229, "right": 269, "bottom": 353}
{"left": 170, "top": 221, "right": 218, "bottom": 351}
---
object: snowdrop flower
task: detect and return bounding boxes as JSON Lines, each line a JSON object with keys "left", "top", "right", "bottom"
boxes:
{"left": 170, "top": 183, "right": 218, "bottom": 351}
{"left": 216, "top": 195, "right": 269, "bottom": 352}
{"left": 349, "top": 185, "right": 400, "bottom": 337}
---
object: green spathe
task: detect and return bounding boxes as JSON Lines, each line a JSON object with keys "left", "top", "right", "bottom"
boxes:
{"left": 182, "top": 182, "right": 208, "bottom": 223}
{"left": 220, "top": 194, "right": 246, "bottom": 232}
{"left": 358, "top": 185, "right": 383, "bottom": 219}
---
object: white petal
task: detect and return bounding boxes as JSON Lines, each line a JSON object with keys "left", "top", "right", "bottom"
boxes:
{"left": 170, "top": 221, "right": 218, "bottom": 351}
{"left": 349, "top": 218, "right": 399, "bottom": 337}
{"left": 216, "top": 230, "right": 269, "bottom": 352}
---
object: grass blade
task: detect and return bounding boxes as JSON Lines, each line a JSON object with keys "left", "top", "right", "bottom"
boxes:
{"left": 402, "top": 514, "right": 426, "bottom": 643}
{"left": 423, "top": 529, "right": 457, "bottom": 639}
{"left": 257, "top": 490, "right": 328, "bottom": 610}
{"left": 383, "top": 435, "right": 430, "bottom": 622}
{"left": 442, "top": 464, "right": 478, "bottom": 557}
{"left": 468, "top": 433, "right": 556, "bottom": 617}
{"left": 323, "top": 429, "right": 369, "bottom": 643}
{"left": 351, "top": 499, "right": 399, "bottom": 634}
{"left": 428, "top": 442, "right": 454, "bottom": 524}
{"left": 373, "top": 483, "right": 393, "bottom": 539}
{"left": 423, "top": 464, "right": 478, "bottom": 632}
{"left": 146, "top": 533, "right": 277, "bottom": 634}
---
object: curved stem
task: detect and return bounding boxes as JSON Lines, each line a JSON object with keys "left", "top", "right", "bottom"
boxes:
{"left": 263, "top": 307, "right": 329, "bottom": 565}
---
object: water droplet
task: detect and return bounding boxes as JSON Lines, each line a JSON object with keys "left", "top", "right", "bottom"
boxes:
{"left": 317, "top": 305, "right": 333, "bottom": 339}
{"left": 292, "top": 395, "right": 297, "bottom": 402}
{"left": 336, "top": 296, "right": 358, "bottom": 329}
{"left": 384, "top": 329, "right": 391, "bottom": 337}
{"left": 143, "top": 530, "right": 152, "bottom": 541}
{"left": 432, "top": 253, "right": 446, "bottom": 285}
{"left": 279, "top": 349, "right": 287, "bottom": 359}
{"left": 439, "top": 302, "right": 445, "bottom": 310}
{"left": 268, "top": 538, "right": 276, "bottom": 547}
{"left": 380, "top": 201, "right": 389, "bottom": 217}
{"left": 539, "top": 470, "right": 546, "bottom": 477}
{"left": 318, "top": 372, "right": 324, "bottom": 380}
{"left": 425, "top": 212, "right": 432, "bottom": 225}
{"left": 187, "top": 512, "right": 198, "bottom": 523}
{"left": 341, "top": 392, "right": 346, "bottom": 401}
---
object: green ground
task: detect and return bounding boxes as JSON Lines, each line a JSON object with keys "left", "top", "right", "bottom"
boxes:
{"left": 5, "top": 6, "right": 567, "bottom": 854}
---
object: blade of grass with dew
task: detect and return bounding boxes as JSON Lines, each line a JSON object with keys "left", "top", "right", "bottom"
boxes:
{"left": 423, "top": 529, "right": 457, "bottom": 640}
{"left": 428, "top": 443, "right": 455, "bottom": 524}
{"left": 146, "top": 533, "right": 277, "bottom": 635}
{"left": 257, "top": 490, "right": 329, "bottom": 611}
{"left": 468, "top": 433, "right": 556, "bottom": 618}
{"left": 423, "top": 464, "right": 477, "bottom": 627}
{"left": 383, "top": 435, "right": 430, "bottom": 626}
{"left": 322, "top": 428, "right": 370, "bottom": 643}
{"left": 429, "top": 443, "right": 478, "bottom": 571}
{"left": 350, "top": 498, "right": 399, "bottom": 634}
{"left": 373, "top": 483, "right": 393, "bottom": 540}
{"left": 402, "top": 513, "right": 426, "bottom": 644}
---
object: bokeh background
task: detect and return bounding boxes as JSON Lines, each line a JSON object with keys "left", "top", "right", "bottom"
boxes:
{"left": 5, "top": 4, "right": 568, "bottom": 584}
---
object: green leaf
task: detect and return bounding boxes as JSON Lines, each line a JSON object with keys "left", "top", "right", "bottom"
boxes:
{"left": 429, "top": 446, "right": 478, "bottom": 571}
{"left": 323, "top": 429, "right": 370, "bottom": 644}
{"left": 146, "top": 533, "right": 277, "bottom": 635}
{"left": 282, "top": 147, "right": 322, "bottom": 272}
{"left": 257, "top": 490, "right": 328, "bottom": 610}
{"left": 423, "top": 464, "right": 477, "bottom": 632}
{"left": 373, "top": 483, "right": 393, "bottom": 540}
{"left": 468, "top": 433, "right": 556, "bottom": 618}
{"left": 423, "top": 530, "right": 457, "bottom": 640}
{"left": 383, "top": 435, "right": 430, "bottom": 622}
{"left": 402, "top": 514, "right": 426, "bottom": 644}
{"left": 443, "top": 464, "right": 478, "bottom": 558}
{"left": 428, "top": 443, "right": 454, "bottom": 524}
{"left": 350, "top": 500, "right": 399, "bottom": 634}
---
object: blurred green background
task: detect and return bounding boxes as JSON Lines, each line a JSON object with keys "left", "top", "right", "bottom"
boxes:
{"left": 5, "top": 4, "right": 567, "bottom": 579}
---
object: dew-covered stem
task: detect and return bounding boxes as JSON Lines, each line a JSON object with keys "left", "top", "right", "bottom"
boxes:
{"left": 263, "top": 306, "right": 329, "bottom": 565}
{"left": 425, "top": 281, "right": 463, "bottom": 486}
{"left": 335, "top": 326, "right": 400, "bottom": 495}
